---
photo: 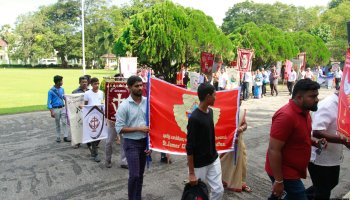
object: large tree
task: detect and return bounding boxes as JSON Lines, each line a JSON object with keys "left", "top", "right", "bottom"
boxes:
{"left": 221, "top": 1, "right": 323, "bottom": 34}
{"left": 114, "top": 1, "right": 232, "bottom": 81}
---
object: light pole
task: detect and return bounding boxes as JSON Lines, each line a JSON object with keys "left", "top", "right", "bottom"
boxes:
{"left": 81, "top": 0, "right": 86, "bottom": 75}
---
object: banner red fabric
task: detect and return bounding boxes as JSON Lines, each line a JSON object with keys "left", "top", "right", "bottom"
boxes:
{"left": 105, "top": 82, "right": 147, "bottom": 121}
{"left": 337, "top": 49, "right": 350, "bottom": 138}
{"left": 237, "top": 48, "right": 254, "bottom": 72}
{"left": 200, "top": 52, "right": 214, "bottom": 74}
{"left": 149, "top": 78, "right": 240, "bottom": 155}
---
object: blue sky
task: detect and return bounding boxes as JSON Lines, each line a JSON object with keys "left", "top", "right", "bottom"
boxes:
{"left": 0, "top": 0, "right": 330, "bottom": 27}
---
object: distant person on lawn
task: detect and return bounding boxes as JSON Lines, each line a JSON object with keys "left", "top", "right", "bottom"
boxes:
{"left": 47, "top": 75, "right": 71, "bottom": 143}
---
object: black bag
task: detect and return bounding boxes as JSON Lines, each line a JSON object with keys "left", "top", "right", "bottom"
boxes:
{"left": 181, "top": 179, "right": 209, "bottom": 200}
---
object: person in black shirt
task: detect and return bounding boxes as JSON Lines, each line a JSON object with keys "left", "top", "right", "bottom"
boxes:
{"left": 186, "top": 83, "right": 224, "bottom": 200}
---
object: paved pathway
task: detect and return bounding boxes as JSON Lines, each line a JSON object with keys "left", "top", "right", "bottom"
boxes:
{"left": 0, "top": 86, "right": 349, "bottom": 200}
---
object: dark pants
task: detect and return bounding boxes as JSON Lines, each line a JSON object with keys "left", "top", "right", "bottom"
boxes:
{"left": 287, "top": 81, "right": 295, "bottom": 95}
{"left": 306, "top": 162, "right": 340, "bottom": 200}
{"left": 262, "top": 82, "right": 267, "bottom": 95}
{"left": 87, "top": 140, "right": 100, "bottom": 157}
{"left": 242, "top": 82, "right": 250, "bottom": 100}
{"left": 268, "top": 176, "right": 307, "bottom": 200}
{"left": 335, "top": 78, "right": 341, "bottom": 90}
{"left": 270, "top": 83, "right": 278, "bottom": 96}
{"left": 124, "top": 138, "right": 147, "bottom": 200}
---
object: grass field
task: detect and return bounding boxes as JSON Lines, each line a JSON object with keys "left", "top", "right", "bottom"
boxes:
{"left": 0, "top": 68, "right": 117, "bottom": 115}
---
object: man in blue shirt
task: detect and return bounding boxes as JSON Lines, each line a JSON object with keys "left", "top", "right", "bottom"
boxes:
{"left": 47, "top": 75, "right": 70, "bottom": 143}
{"left": 115, "top": 76, "right": 151, "bottom": 200}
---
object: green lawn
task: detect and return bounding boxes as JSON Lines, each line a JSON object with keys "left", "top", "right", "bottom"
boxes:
{"left": 0, "top": 68, "right": 117, "bottom": 115}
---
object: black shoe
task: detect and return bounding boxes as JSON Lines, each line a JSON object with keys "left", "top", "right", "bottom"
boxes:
{"left": 120, "top": 164, "right": 128, "bottom": 169}
{"left": 56, "top": 137, "right": 61, "bottom": 143}
{"left": 64, "top": 137, "right": 71, "bottom": 142}
{"left": 160, "top": 157, "right": 168, "bottom": 163}
{"left": 105, "top": 161, "right": 112, "bottom": 168}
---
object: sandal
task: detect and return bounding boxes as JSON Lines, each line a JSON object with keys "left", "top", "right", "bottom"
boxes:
{"left": 242, "top": 185, "right": 252, "bottom": 193}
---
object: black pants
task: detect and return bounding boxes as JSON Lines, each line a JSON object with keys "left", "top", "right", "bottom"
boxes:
{"left": 262, "top": 82, "right": 267, "bottom": 95}
{"left": 87, "top": 140, "right": 101, "bottom": 157}
{"left": 306, "top": 162, "right": 340, "bottom": 200}
{"left": 335, "top": 78, "right": 341, "bottom": 90}
{"left": 270, "top": 83, "right": 278, "bottom": 96}
{"left": 287, "top": 81, "right": 295, "bottom": 95}
{"left": 242, "top": 82, "right": 250, "bottom": 100}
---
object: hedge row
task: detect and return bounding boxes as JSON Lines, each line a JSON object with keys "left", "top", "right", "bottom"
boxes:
{"left": 0, "top": 64, "right": 102, "bottom": 69}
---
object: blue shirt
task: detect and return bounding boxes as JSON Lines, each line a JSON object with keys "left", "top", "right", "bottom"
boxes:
{"left": 47, "top": 86, "right": 65, "bottom": 109}
{"left": 115, "top": 95, "right": 147, "bottom": 140}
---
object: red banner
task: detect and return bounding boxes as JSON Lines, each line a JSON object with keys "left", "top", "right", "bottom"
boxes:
{"left": 105, "top": 82, "right": 147, "bottom": 121}
{"left": 298, "top": 52, "right": 307, "bottom": 71}
{"left": 200, "top": 52, "right": 214, "bottom": 74}
{"left": 337, "top": 49, "right": 350, "bottom": 138}
{"left": 149, "top": 78, "right": 240, "bottom": 155}
{"left": 237, "top": 48, "right": 254, "bottom": 72}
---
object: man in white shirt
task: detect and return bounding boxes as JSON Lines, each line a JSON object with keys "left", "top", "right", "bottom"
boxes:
{"left": 334, "top": 68, "right": 343, "bottom": 90}
{"left": 287, "top": 68, "right": 297, "bottom": 95}
{"left": 306, "top": 92, "right": 350, "bottom": 200}
{"left": 218, "top": 67, "right": 228, "bottom": 90}
{"left": 84, "top": 77, "right": 104, "bottom": 162}
{"left": 242, "top": 71, "right": 252, "bottom": 100}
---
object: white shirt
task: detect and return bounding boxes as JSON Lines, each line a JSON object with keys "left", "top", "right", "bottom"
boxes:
{"left": 84, "top": 90, "right": 104, "bottom": 105}
{"left": 335, "top": 70, "right": 343, "bottom": 78}
{"left": 310, "top": 93, "right": 343, "bottom": 166}
{"left": 218, "top": 73, "right": 228, "bottom": 88}
{"left": 287, "top": 71, "right": 297, "bottom": 82}
{"left": 243, "top": 71, "right": 252, "bottom": 83}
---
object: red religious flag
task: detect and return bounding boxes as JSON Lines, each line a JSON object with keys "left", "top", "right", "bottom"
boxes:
{"left": 298, "top": 52, "right": 307, "bottom": 71}
{"left": 237, "top": 48, "right": 254, "bottom": 72}
{"left": 337, "top": 48, "right": 350, "bottom": 138}
{"left": 105, "top": 82, "right": 147, "bottom": 121}
{"left": 200, "top": 52, "right": 214, "bottom": 74}
{"left": 149, "top": 78, "right": 240, "bottom": 155}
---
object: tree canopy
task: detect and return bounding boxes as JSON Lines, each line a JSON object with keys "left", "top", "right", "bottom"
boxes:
{"left": 114, "top": 1, "right": 232, "bottom": 81}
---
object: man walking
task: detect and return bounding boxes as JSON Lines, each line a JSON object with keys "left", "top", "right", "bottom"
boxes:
{"left": 242, "top": 71, "right": 252, "bottom": 100}
{"left": 186, "top": 83, "right": 224, "bottom": 200}
{"left": 287, "top": 68, "right": 297, "bottom": 95}
{"left": 84, "top": 77, "right": 104, "bottom": 162}
{"left": 115, "top": 76, "right": 151, "bottom": 200}
{"left": 306, "top": 91, "right": 350, "bottom": 200}
{"left": 269, "top": 68, "right": 279, "bottom": 96}
{"left": 47, "top": 75, "right": 70, "bottom": 143}
{"left": 265, "top": 79, "right": 325, "bottom": 199}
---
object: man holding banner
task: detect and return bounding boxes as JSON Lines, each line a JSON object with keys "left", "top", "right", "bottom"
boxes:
{"left": 84, "top": 77, "right": 105, "bottom": 163}
{"left": 186, "top": 83, "right": 224, "bottom": 200}
{"left": 115, "top": 76, "right": 150, "bottom": 200}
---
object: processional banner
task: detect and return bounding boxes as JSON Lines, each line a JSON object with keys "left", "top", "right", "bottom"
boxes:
{"left": 65, "top": 94, "right": 84, "bottom": 145}
{"left": 148, "top": 78, "right": 240, "bottom": 155}
{"left": 237, "top": 48, "right": 254, "bottom": 72}
{"left": 337, "top": 49, "right": 350, "bottom": 138}
{"left": 82, "top": 105, "right": 108, "bottom": 143}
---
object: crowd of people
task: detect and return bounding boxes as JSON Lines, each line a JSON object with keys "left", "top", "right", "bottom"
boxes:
{"left": 46, "top": 63, "right": 348, "bottom": 199}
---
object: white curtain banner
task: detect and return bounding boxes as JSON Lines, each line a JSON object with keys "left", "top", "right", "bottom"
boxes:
{"left": 65, "top": 94, "right": 84, "bottom": 146}
{"left": 82, "top": 105, "right": 108, "bottom": 143}
{"left": 120, "top": 57, "right": 137, "bottom": 78}
{"left": 189, "top": 72, "right": 200, "bottom": 91}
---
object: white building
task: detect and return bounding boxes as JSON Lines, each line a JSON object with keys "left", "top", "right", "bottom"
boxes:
{"left": 0, "top": 39, "right": 9, "bottom": 64}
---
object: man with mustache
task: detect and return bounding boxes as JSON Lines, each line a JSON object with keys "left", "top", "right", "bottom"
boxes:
{"left": 265, "top": 79, "right": 326, "bottom": 200}
{"left": 115, "top": 75, "right": 151, "bottom": 200}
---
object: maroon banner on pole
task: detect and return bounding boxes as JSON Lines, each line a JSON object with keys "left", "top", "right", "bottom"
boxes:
{"left": 200, "top": 52, "right": 214, "bottom": 74}
{"left": 237, "top": 48, "right": 254, "bottom": 72}
{"left": 105, "top": 82, "right": 147, "bottom": 121}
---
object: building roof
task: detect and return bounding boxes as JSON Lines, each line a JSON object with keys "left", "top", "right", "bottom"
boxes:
{"left": 0, "top": 39, "right": 8, "bottom": 47}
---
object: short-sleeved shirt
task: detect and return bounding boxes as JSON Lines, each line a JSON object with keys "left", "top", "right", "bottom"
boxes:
{"left": 287, "top": 71, "right": 297, "bottom": 82}
{"left": 186, "top": 108, "right": 218, "bottom": 168}
{"left": 265, "top": 100, "right": 312, "bottom": 179}
{"left": 47, "top": 86, "right": 65, "bottom": 109}
{"left": 84, "top": 90, "right": 104, "bottom": 105}
{"left": 310, "top": 94, "right": 343, "bottom": 166}
{"left": 115, "top": 96, "right": 147, "bottom": 140}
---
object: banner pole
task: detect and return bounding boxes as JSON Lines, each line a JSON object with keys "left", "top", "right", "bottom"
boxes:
{"left": 145, "top": 72, "right": 152, "bottom": 168}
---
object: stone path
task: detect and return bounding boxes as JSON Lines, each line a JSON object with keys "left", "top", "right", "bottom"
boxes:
{"left": 0, "top": 86, "right": 349, "bottom": 200}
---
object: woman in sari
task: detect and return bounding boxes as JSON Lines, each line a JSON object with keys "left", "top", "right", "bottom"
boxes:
{"left": 220, "top": 97, "right": 252, "bottom": 192}
{"left": 254, "top": 69, "right": 263, "bottom": 98}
